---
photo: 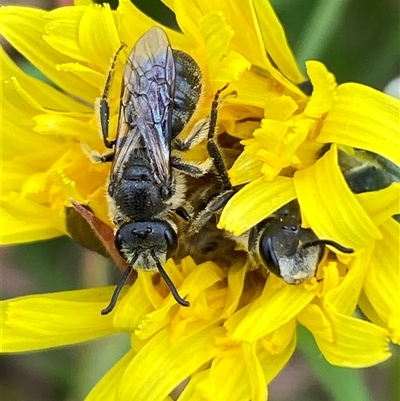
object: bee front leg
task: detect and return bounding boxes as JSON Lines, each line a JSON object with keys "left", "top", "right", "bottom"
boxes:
{"left": 96, "top": 42, "right": 127, "bottom": 150}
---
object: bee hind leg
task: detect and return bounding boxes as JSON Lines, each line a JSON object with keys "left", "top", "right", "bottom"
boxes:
{"left": 189, "top": 189, "right": 236, "bottom": 234}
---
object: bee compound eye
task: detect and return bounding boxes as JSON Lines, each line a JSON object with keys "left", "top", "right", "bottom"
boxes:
{"left": 164, "top": 226, "right": 178, "bottom": 259}
{"left": 259, "top": 232, "right": 282, "bottom": 278}
{"left": 108, "top": 182, "right": 115, "bottom": 197}
{"left": 114, "top": 229, "right": 124, "bottom": 254}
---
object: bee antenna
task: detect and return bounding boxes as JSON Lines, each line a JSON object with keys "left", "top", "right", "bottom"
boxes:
{"left": 302, "top": 239, "right": 354, "bottom": 254}
{"left": 151, "top": 250, "right": 190, "bottom": 307}
{"left": 101, "top": 253, "right": 138, "bottom": 315}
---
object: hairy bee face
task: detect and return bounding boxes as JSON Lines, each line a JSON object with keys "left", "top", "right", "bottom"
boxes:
{"left": 115, "top": 221, "right": 178, "bottom": 270}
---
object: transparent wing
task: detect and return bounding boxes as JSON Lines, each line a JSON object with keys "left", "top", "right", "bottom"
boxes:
{"left": 111, "top": 27, "right": 175, "bottom": 186}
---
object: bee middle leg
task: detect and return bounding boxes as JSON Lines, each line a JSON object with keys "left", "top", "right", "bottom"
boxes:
{"left": 189, "top": 86, "right": 238, "bottom": 233}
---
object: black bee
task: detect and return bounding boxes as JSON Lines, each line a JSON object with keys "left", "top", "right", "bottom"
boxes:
{"left": 96, "top": 27, "right": 216, "bottom": 313}
{"left": 245, "top": 199, "right": 353, "bottom": 284}
{"left": 191, "top": 134, "right": 354, "bottom": 285}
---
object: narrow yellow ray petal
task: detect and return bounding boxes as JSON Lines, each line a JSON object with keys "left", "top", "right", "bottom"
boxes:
{"left": 197, "top": 352, "right": 249, "bottom": 401}
{"left": 218, "top": 176, "right": 296, "bottom": 236}
{"left": 1, "top": 48, "right": 90, "bottom": 112}
{"left": 223, "top": 260, "right": 248, "bottom": 318}
{"left": 43, "top": 6, "right": 87, "bottom": 62}
{"left": 294, "top": 146, "right": 381, "bottom": 250}
{"left": 1, "top": 288, "right": 121, "bottom": 352}
{"left": 298, "top": 304, "right": 333, "bottom": 342}
{"left": 314, "top": 312, "right": 391, "bottom": 367}
{"left": 119, "top": 0, "right": 190, "bottom": 54}
{"left": 262, "top": 319, "right": 296, "bottom": 355}
{"left": 243, "top": 342, "right": 267, "bottom": 401}
{"left": 0, "top": 6, "right": 98, "bottom": 101}
{"left": 228, "top": 142, "right": 264, "bottom": 186}
{"left": 229, "top": 283, "right": 315, "bottom": 342}
{"left": 260, "top": 332, "right": 296, "bottom": 385}
{"left": 116, "top": 324, "right": 224, "bottom": 401}
{"left": 357, "top": 291, "right": 386, "bottom": 329}
{"left": 0, "top": 210, "right": 62, "bottom": 244}
{"left": 33, "top": 114, "right": 96, "bottom": 144}
{"left": 177, "top": 370, "right": 209, "bottom": 401}
{"left": 355, "top": 183, "right": 400, "bottom": 227}
{"left": 2, "top": 194, "right": 63, "bottom": 236}
{"left": 324, "top": 247, "right": 372, "bottom": 316}
{"left": 362, "top": 219, "right": 400, "bottom": 344}
{"left": 85, "top": 349, "right": 135, "bottom": 401}
{"left": 79, "top": 4, "right": 120, "bottom": 70}
{"left": 252, "top": 0, "right": 304, "bottom": 84}
{"left": 317, "top": 83, "right": 400, "bottom": 166}
{"left": 304, "top": 60, "right": 337, "bottom": 118}
{"left": 112, "top": 282, "right": 155, "bottom": 332}
{"left": 56, "top": 62, "right": 104, "bottom": 89}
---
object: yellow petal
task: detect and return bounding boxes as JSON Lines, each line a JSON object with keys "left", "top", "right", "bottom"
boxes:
{"left": 251, "top": 0, "right": 304, "bottom": 84}
{"left": 304, "top": 60, "right": 337, "bottom": 118}
{"left": 228, "top": 141, "right": 264, "bottom": 186}
{"left": 229, "top": 278, "right": 315, "bottom": 342}
{"left": 1, "top": 194, "right": 63, "bottom": 239}
{"left": 33, "top": 114, "right": 96, "bottom": 143}
{"left": 0, "top": 209, "right": 61, "bottom": 244}
{"left": 78, "top": 4, "right": 120, "bottom": 69}
{"left": 294, "top": 145, "right": 381, "bottom": 250}
{"left": 1, "top": 47, "right": 89, "bottom": 112}
{"left": 85, "top": 350, "right": 135, "bottom": 401}
{"left": 219, "top": 176, "right": 296, "bottom": 236}
{"left": 43, "top": 6, "right": 87, "bottom": 62}
{"left": 317, "top": 83, "right": 400, "bottom": 166}
{"left": 223, "top": 260, "right": 248, "bottom": 318}
{"left": 0, "top": 6, "right": 98, "bottom": 101}
{"left": 243, "top": 342, "right": 267, "bottom": 401}
{"left": 324, "top": 247, "right": 372, "bottom": 316}
{"left": 56, "top": 62, "right": 104, "bottom": 89}
{"left": 1, "top": 288, "right": 120, "bottom": 352}
{"left": 112, "top": 281, "right": 155, "bottom": 332}
{"left": 298, "top": 303, "right": 333, "bottom": 342}
{"left": 362, "top": 219, "right": 400, "bottom": 344}
{"left": 116, "top": 324, "right": 224, "bottom": 401}
{"left": 119, "top": 0, "right": 189, "bottom": 54}
{"left": 314, "top": 312, "right": 391, "bottom": 367}
{"left": 355, "top": 183, "right": 400, "bottom": 227}
{"left": 197, "top": 352, "right": 249, "bottom": 401}
{"left": 260, "top": 331, "right": 296, "bottom": 384}
{"left": 261, "top": 318, "right": 296, "bottom": 355}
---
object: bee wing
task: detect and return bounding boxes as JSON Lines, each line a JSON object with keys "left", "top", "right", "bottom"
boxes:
{"left": 111, "top": 27, "right": 175, "bottom": 186}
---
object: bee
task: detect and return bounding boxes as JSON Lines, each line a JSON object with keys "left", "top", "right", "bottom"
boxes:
{"left": 245, "top": 199, "right": 353, "bottom": 284}
{"left": 96, "top": 27, "right": 218, "bottom": 314}
{"left": 191, "top": 134, "right": 354, "bottom": 285}
{"left": 337, "top": 148, "right": 400, "bottom": 195}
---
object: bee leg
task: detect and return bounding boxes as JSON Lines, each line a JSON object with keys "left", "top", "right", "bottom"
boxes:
{"left": 247, "top": 226, "right": 261, "bottom": 269}
{"left": 173, "top": 118, "right": 210, "bottom": 151}
{"left": 188, "top": 86, "right": 238, "bottom": 233}
{"left": 91, "top": 151, "right": 114, "bottom": 164}
{"left": 207, "top": 85, "right": 234, "bottom": 191}
{"left": 97, "top": 42, "right": 127, "bottom": 149}
{"left": 171, "top": 156, "right": 213, "bottom": 178}
{"left": 189, "top": 189, "right": 236, "bottom": 234}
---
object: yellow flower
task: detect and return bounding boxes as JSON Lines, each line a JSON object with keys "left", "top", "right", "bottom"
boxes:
{"left": 1, "top": 0, "right": 399, "bottom": 400}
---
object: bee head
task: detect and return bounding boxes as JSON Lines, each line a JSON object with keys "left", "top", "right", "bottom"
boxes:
{"left": 115, "top": 220, "right": 178, "bottom": 268}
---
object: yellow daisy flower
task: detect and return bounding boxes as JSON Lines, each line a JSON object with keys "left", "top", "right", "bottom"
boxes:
{"left": 1, "top": 0, "right": 399, "bottom": 400}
